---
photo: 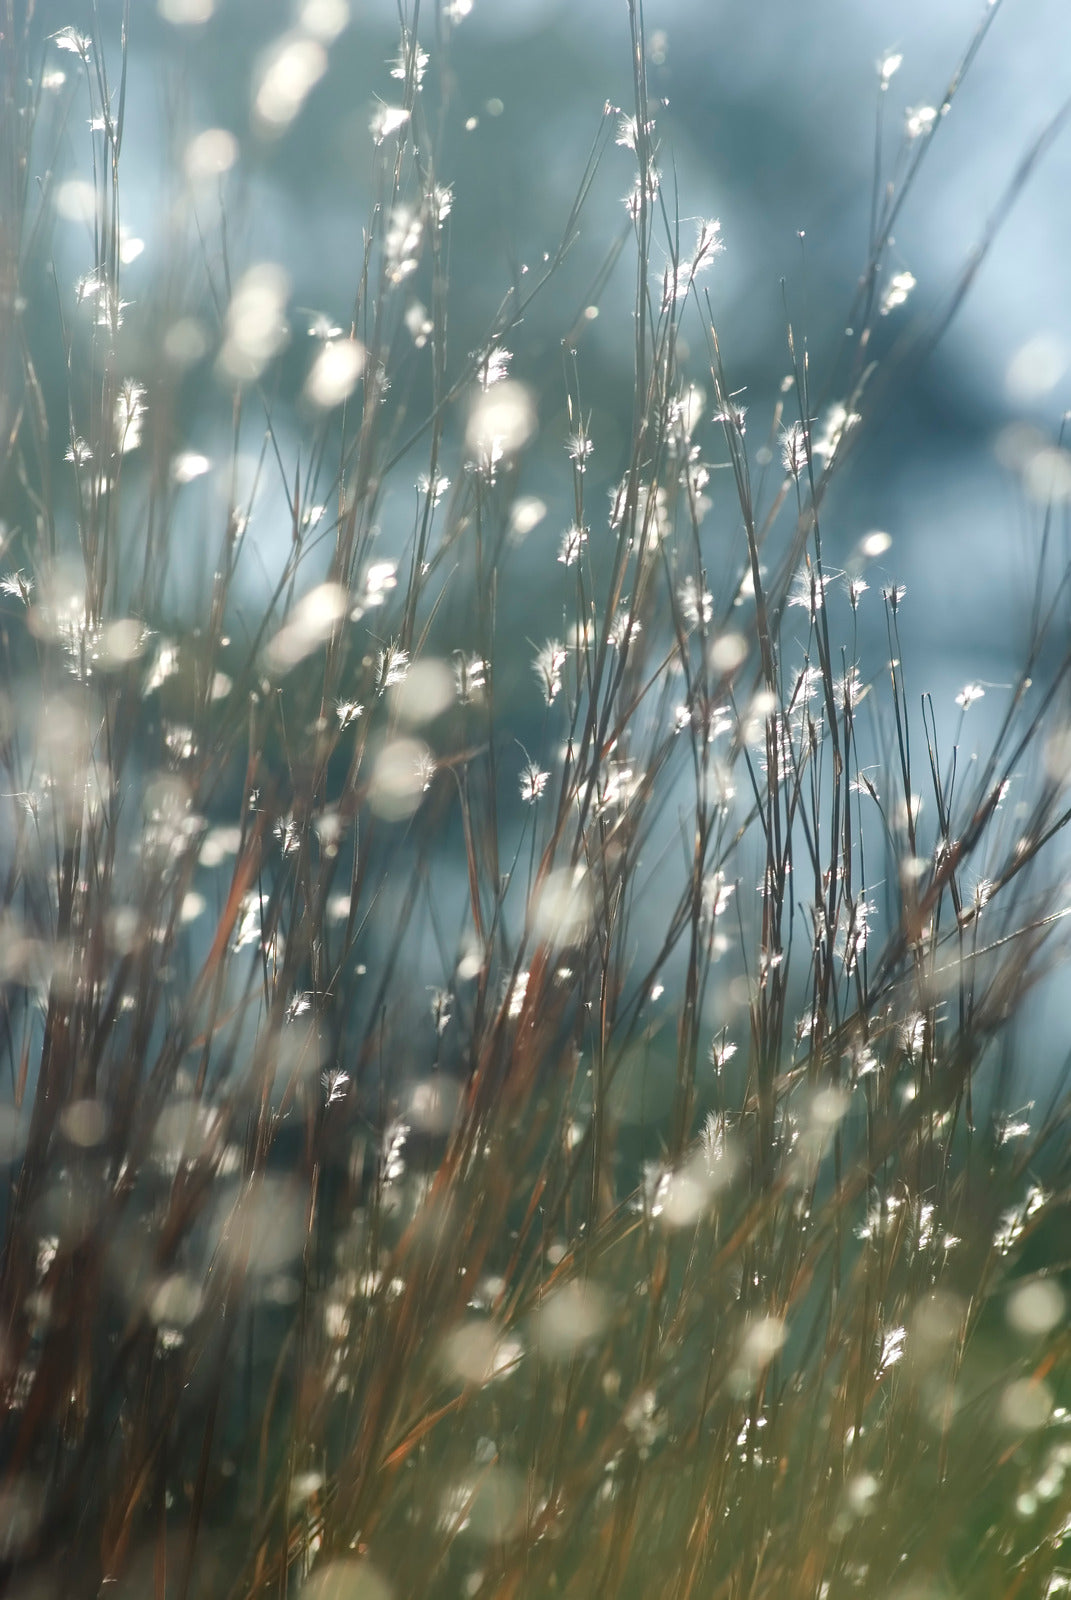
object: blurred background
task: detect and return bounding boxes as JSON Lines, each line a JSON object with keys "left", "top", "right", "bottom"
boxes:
{"left": 27, "top": 0, "right": 1066, "bottom": 614}
{"left": 74, "top": 0, "right": 1071, "bottom": 653}
{"left": 21, "top": 0, "right": 1071, "bottom": 1077}
{"left": 85, "top": 0, "right": 1069, "bottom": 611}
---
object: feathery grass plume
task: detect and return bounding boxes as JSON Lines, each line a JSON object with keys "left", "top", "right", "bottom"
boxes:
{"left": 0, "top": 1, "right": 1070, "bottom": 1596}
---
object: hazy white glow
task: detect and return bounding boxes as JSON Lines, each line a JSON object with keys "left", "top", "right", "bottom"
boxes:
{"left": 305, "top": 338, "right": 365, "bottom": 407}
{"left": 184, "top": 127, "right": 239, "bottom": 181}
{"left": 255, "top": 35, "right": 328, "bottom": 131}
{"left": 218, "top": 263, "right": 290, "bottom": 383}
{"left": 264, "top": 582, "right": 349, "bottom": 673}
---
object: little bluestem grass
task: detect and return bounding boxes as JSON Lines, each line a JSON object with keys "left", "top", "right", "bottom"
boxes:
{"left": 1, "top": 2, "right": 1071, "bottom": 1597}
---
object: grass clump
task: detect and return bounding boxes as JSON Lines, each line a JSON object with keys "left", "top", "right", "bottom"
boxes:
{"left": 1, "top": 2, "right": 1071, "bottom": 1596}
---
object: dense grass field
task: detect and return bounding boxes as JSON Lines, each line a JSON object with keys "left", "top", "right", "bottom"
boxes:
{"left": 1, "top": 2, "right": 1070, "bottom": 1595}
